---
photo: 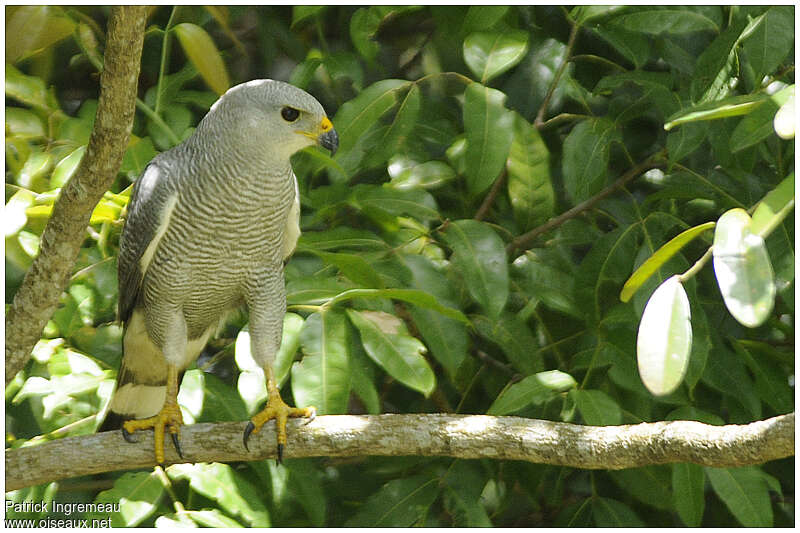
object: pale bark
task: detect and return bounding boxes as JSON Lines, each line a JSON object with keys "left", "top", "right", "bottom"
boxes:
{"left": 5, "top": 6, "right": 147, "bottom": 384}
{"left": 6, "top": 412, "right": 793, "bottom": 491}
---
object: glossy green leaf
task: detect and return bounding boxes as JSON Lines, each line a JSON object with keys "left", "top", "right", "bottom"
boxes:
{"left": 347, "top": 309, "right": 435, "bottom": 397}
{"left": 712, "top": 208, "right": 775, "bottom": 327}
{"left": 50, "top": 146, "right": 86, "bottom": 188}
{"left": 729, "top": 98, "right": 780, "bottom": 152}
{"left": 5, "top": 64, "right": 58, "bottom": 112}
{"left": 571, "top": 389, "right": 623, "bottom": 426}
{"left": 293, "top": 310, "right": 350, "bottom": 414}
{"left": 512, "top": 252, "right": 581, "bottom": 318}
{"left": 621, "top": 222, "right": 715, "bottom": 302}
{"left": 706, "top": 466, "right": 773, "bottom": 527}
{"left": 174, "top": 23, "right": 230, "bottom": 95}
{"left": 666, "top": 121, "right": 707, "bottom": 162}
{"left": 741, "top": 6, "right": 794, "bottom": 83}
{"left": 5, "top": 190, "right": 35, "bottom": 237}
{"left": 562, "top": 118, "right": 618, "bottom": 203}
{"left": 487, "top": 370, "right": 576, "bottom": 415}
{"left": 609, "top": 9, "right": 719, "bottom": 34}
{"left": 333, "top": 79, "right": 411, "bottom": 161}
{"left": 751, "top": 173, "right": 794, "bottom": 236}
{"left": 592, "top": 497, "right": 645, "bottom": 527}
{"left": 506, "top": 113, "right": 554, "bottom": 231}
{"left": 91, "top": 472, "right": 164, "bottom": 527}
{"left": 664, "top": 93, "right": 770, "bottom": 130}
{"left": 183, "top": 510, "right": 244, "bottom": 528}
{"left": 312, "top": 250, "right": 385, "bottom": 288}
{"left": 292, "top": 6, "right": 326, "bottom": 27}
{"left": 351, "top": 183, "right": 440, "bottom": 222}
{"left": 463, "top": 31, "right": 529, "bottom": 83}
{"left": 6, "top": 107, "right": 46, "bottom": 141}
{"left": 377, "top": 84, "right": 421, "bottom": 162}
{"left": 609, "top": 466, "right": 673, "bottom": 512}
{"left": 462, "top": 6, "right": 509, "bottom": 33}
{"left": 6, "top": 6, "right": 75, "bottom": 64}
{"left": 690, "top": 22, "right": 744, "bottom": 103}
{"left": 298, "top": 227, "right": 388, "bottom": 252}
{"left": 636, "top": 276, "right": 692, "bottom": 396}
{"left": 672, "top": 463, "right": 705, "bottom": 526}
{"left": 472, "top": 312, "right": 542, "bottom": 374}
{"left": 463, "top": 82, "right": 515, "bottom": 195}
{"left": 390, "top": 160, "right": 456, "bottom": 190}
{"left": 571, "top": 5, "right": 627, "bottom": 25}
{"left": 441, "top": 462, "right": 492, "bottom": 526}
{"left": 169, "top": 463, "right": 270, "bottom": 526}
{"left": 441, "top": 219, "right": 509, "bottom": 318}
{"left": 346, "top": 474, "right": 439, "bottom": 526}
{"left": 326, "top": 288, "right": 468, "bottom": 324}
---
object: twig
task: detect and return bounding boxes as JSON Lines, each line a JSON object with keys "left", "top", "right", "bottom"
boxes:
{"left": 474, "top": 171, "right": 507, "bottom": 221}
{"left": 535, "top": 21, "right": 580, "bottom": 129}
{"left": 6, "top": 412, "right": 793, "bottom": 491}
{"left": 506, "top": 151, "right": 666, "bottom": 255}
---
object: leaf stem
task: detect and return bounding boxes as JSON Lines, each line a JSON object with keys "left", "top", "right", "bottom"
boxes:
{"left": 155, "top": 6, "right": 179, "bottom": 116}
{"left": 678, "top": 247, "right": 712, "bottom": 283}
{"left": 474, "top": 170, "right": 506, "bottom": 221}
{"left": 535, "top": 21, "right": 579, "bottom": 128}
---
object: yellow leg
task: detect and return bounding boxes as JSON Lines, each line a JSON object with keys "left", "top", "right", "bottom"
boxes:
{"left": 243, "top": 366, "right": 315, "bottom": 462}
{"left": 122, "top": 365, "right": 183, "bottom": 465}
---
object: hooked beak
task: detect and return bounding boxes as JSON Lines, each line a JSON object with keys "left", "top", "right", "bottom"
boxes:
{"left": 317, "top": 117, "right": 339, "bottom": 156}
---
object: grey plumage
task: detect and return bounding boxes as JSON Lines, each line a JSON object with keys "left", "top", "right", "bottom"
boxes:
{"left": 104, "top": 80, "right": 338, "bottom": 429}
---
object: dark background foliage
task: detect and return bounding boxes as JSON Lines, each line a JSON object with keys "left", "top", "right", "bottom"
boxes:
{"left": 5, "top": 5, "right": 794, "bottom": 527}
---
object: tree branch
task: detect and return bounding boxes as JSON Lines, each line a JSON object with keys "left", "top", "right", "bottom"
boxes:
{"left": 506, "top": 151, "right": 666, "bottom": 255}
{"left": 6, "top": 412, "right": 793, "bottom": 491}
{"left": 5, "top": 6, "right": 147, "bottom": 385}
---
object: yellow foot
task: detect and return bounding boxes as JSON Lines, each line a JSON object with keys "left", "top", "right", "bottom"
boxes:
{"left": 243, "top": 394, "right": 315, "bottom": 463}
{"left": 122, "top": 402, "right": 184, "bottom": 465}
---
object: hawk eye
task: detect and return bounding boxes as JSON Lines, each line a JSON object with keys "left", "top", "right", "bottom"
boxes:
{"left": 281, "top": 106, "right": 300, "bottom": 122}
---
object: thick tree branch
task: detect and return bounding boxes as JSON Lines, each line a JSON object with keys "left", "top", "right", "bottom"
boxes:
{"left": 6, "top": 412, "right": 793, "bottom": 491}
{"left": 5, "top": 6, "right": 147, "bottom": 385}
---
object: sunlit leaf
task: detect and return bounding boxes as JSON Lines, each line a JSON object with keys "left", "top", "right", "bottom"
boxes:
{"left": 487, "top": 370, "right": 576, "bottom": 415}
{"left": 174, "top": 23, "right": 230, "bottom": 95}
{"left": 506, "top": 113, "right": 554, "bottom": 231}
{"left": 636, "top": 276, "right": 692, "bottom": 396}
{"left": 91, "top": 472, "right": 164, "bottom": 527}
{"left": 706, "top": 467, "right": 773, "bottom": 527}
{"left": 463, "top": 82, "right": 515, "bottom": 195}
{"left": 621, "top": 222, "right": 715, "bottom": 302}
{"left": 463, "top": 31, "right": 529, "bottom": 83}
{"left": 712, "top": 209, "right": 775, "bottom": 327}
{"left": 750, "top": 173, "right": 794, "bottom": 236}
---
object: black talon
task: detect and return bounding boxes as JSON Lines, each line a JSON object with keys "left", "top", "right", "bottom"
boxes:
{"left": 121, "top": 427, "right": 138, "bottom": 443}
{"left": 171, "top": 432, "right": 183, "bottom": 459}
{"left": 243, "top": 421, "right": 255, "bottom": 451}
{"left": 276, "top": 443, "right": 284, "bottom": 465}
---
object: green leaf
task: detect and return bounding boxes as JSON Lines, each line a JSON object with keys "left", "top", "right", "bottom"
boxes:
{"left": 333, "top": 79, "right": 411, "bottom": 167}
{"left": 441, "top": 219, "right": 509, "bottom": 317}
{"left": 442, "top": 462, "right": 492, "bottom": 526}
{"left": 571, "top": 389, "right": 623, "bottom": 425}
{"left": 506, "top": 113, "right": 554, "bottom": 231}
{"left": 91, "top": 472, "right": 164, "bottom": 527}
{"left": 347, "top": 309, "right": 435, "bottom": 397}
{"left": 562, "top": 118, "right": 618, "bottom": 203}
{"left": 390, "top": 160, "right": 456, "bottom": 190}
{"left": 690, "top": 22, "right": 745, "bottom": 103}
{"left": 326, "top": 288, "right": 468, "bottom": 324}
{"left": 751, "top": 173, "right": 794, "bottom": 236}
{"left": 298, "top": 227, "right": 388, "bottom": 252}
{"left": 462, "top": 5, "right": 509, "bottom": 33}
{"left": 310, "top": 250, "right": 385, "bottom": 288}
{"left": 741, "top": 6, "right": 794, "bottom": 82}
{"left": 672, "top": 463, "right": 705, "bottom": 526}
{"left": 664, "top": 93, "right": 770, "bottom": 130}
{"left": 609, "top": 9, "right": 719, "bottom": 35}
{"left": 50, "top": 146, "right": 86, "bottom": 188}
{"left": 293, "top": 310, "right": 350, "bottom": 414}
{"left": 729, "top": 98, "right": 780, "bottom": 152}
{"left": 173, "top": 23, "right": 230, "bottom": 95}
{"left": 351, "top": 183, "right": 440, "bottom": 222}
{"left": 463, "top": 31, "right": 530, "bottom": 84}
{"left": 608, "top": 466, "right": 674, "bottom": 512}
{"left": 6, "top": 6, "right": 75, "bottom": 64}
{"left": 712, "top": 208, "right": 776, "bottom": 327}
{"left": 487, "top": 370, "right": 576, "bottom": 415}
{"left": 292, "top": 6, "right": 326, "bottom": 27}
{"left": 636, "top": 276, "right": 692, "bottom": 396}
{"left": 463, "top": 82, "right": 515, "bottom": 195}
{"left": 706, "top": 466, "right": 773, "bottom": 527}
{"left": 376, "top": 83, "right": 422, "bottom": 162}
{"left": 472, "top": 312, "right": 542, "bottom": 374}
{"left": 5, "top": 64, "right": 58, "bottom": 112}
{"left": 732, "top": 340, "right": 793, "bottom": 413}
{"left": 6, "top": 107, "right": 46, "bottom": 140}
{"left": 345, "top": 474, "right": 439, "bottom": 526}
{"left": 183, "top": 510, "right": 244, "bottom": 528}
{"left": 592, "top": 497, "right": 645, "bottom": 527}
{"left": 512, "top": 252, "right": 581, "bottom": 318}
{"left": 168, "top": 463, "right": 270, "bottom": 526}
{"left": 666, "top": 121, "right": 708, "bottom": 162}
{"left": 621, "top": 222, "right": 715, "bottom": 302}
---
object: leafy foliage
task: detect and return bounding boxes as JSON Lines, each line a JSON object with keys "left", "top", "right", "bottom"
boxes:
{"left": 5, "top": 5, "right": 794, "bottom": 527}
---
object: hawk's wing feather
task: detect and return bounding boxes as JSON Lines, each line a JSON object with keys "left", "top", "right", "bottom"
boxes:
{"left": 118, "top": 160, "right": 178, "bottom": 323}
